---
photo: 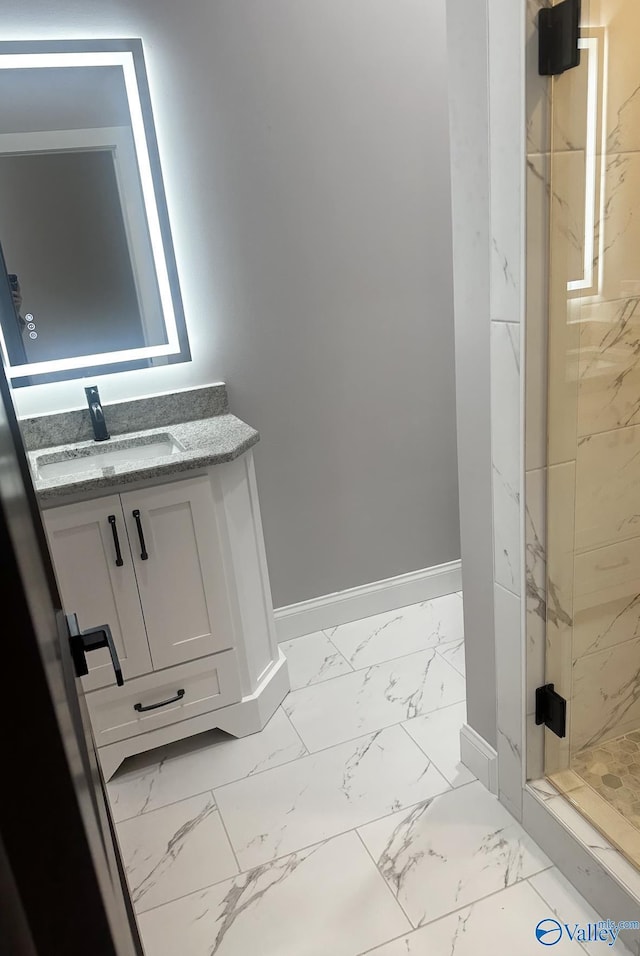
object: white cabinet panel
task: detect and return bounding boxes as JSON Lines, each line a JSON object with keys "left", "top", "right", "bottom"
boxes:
{"left": 122, "top": 476, "right": 234, "bottom": 670}
{"left": 44, "top": 496, "right": 151, "bottom": 691}
{"left": 86, "top": 650, "right": 242, "bottom": 746}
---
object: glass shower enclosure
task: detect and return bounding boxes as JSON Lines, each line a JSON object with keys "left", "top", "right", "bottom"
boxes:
{"left": 543, "top": 0, "right": 640, "bottom": 868}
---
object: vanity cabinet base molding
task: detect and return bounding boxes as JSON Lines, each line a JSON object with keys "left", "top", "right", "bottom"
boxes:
{"left": 42, "top": 452, "right": 290, "bottom": 779}
{"left": 96, "top": 650, "right": 289, "bottom": 781}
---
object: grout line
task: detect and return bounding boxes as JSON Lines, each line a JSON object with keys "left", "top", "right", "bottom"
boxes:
{"left": 433, "top": 645, "right": 466, "bottom": 680}
{"left": 398, "top": 721, "right": 467, "bottom": 790}
{"left": 283, "top": 641, "right": 466, "bottom": 698}
{"left": 353, "top": 828, "right": 416, "bottom": 932}
{"left": 323, "top": 633, "right": 356, "bottom": 672}
{"left": 128, "top": 784, "right": 534, "bottom": 927}
{"left": 112, "top": 709, "right": 465, "bottom": 826}
{"left": 526, "top": 875, "right": 594, "bottom": 956}
{"left": 131, "top": 817, "right": 421, "bottom": 920}
{"left": 215, "top": 786, "right": 476, "bottom": 881}
{"left": 213, "top": 789, "right": 243, "bottom": 876}
{"left": 280, "top": 591, "right": 464, "bottom": 646}
{"left": 357, "top": 866, "right": 558, "bottom": 955}
{"left": 135, "top": 789, "right": 479, "bottom": 921}
{"left": 280, "top": 705, "right": 309, "bottom": 756}
{"left": 285, "top": 691, "right": 468, "bottom": 756}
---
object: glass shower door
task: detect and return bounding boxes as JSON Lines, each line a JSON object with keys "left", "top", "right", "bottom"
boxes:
{"left": 544, "top": 0, "right": 640, "bottom": 866}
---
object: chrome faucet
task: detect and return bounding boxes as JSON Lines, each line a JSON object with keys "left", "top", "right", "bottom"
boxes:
{"left": 85, "top": 385, "right": 110, "bottom": 442}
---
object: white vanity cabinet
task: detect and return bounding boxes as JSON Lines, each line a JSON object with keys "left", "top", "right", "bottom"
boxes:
{"left": 42, "top": 452, "right": 289, "bottom": 779}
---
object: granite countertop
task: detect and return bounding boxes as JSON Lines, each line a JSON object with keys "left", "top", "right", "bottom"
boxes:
{"left": 25, "top": 385, "right": 260, "bottom": 503}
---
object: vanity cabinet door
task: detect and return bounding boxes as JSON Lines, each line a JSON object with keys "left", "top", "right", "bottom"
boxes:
{"left": 43, "top": 496, "right": 152, "bottom": 691}
{"left": 121, "top": 476, "right": 235, "bottom": 670}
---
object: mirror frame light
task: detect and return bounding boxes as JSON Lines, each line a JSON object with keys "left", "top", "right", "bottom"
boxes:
{"left": 0, "top": 39, "right": 191, "bottom": 386}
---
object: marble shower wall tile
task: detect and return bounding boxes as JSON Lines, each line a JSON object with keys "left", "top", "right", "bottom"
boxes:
{"left": 545, "top": 462, "right": 576, "bottom": 774}
{"left": 525, "top": 468, "right": 546, "bottom": 782}
{"left": 491, "top": 321, "right": 521, "bottom": 595}
{"left": 552, "top": 41, "right": 589, "bottom": 153}
{"left": 283, "top": 648, "right": 466, "bottom": 753}
{"left": 488, "top": 0, "right": 524, "bottom": 324}
{"left": 526, "top": 1, "right": 551, "bottom": 155}
{"left": 214, "top": 725, "right": 449, "bottom": 870}
{"left": 137, "top": 830, "right": 411, "bottom": 956}
{"left": 571, "top": 638, "right": 640, "bottom": 754}
{"left": 107, "top": 708, "right": 306, "bottom": 823}
{"left": 573, "top": 537, "right": 640, "bottom": 659}
{"left": 279, "top": 632, "right": 352, "bottom": 689}
{"left": 578, "top": 298, "right": 640, "bottom": 437}
{"left": 328, "top": 594, "right": 464, "bottom": 670}
{"left": 357, "top": 780, "right": 550, "bottom": 928}
{"left": 525, "top": 468, "right": 546, "bottom": 717}
{"left": 604, "top": 0, "right": 640, "bottom": 154}
{"left": 117, "top": 793, "right": 238, "bottom": 913}
{"left": 595, "top": 153, "right": 640, "bottom": 303}
{"left": 526, "top": 154, "right": 550, "bottom": 472}
{"left": 575, "top": 424, "right": 640, "bottom": 553}
{"left": 495, "top": 583, "right": 524, "bottom": 820}
{"left": 547, "top": 152, "right": 584, "bottom": 466}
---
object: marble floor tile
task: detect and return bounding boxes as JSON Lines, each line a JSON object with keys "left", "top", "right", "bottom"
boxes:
{"left": 530, "top": 867, "right": 634, "bottom": 955}
{"left": 214, "top": 724, "right": 450, "bottom": 869}
{"left": 363, "top": 880, "right": 578, "bottom": 955}
{"left": 283, "top": 649, "right": 466, "bottom": 752}
{"left": 329, "top": 595, "right": 464, "bottom": 669}
{"left": 136, "top": 830, "right": 411, "bottom": 956}
{"left": 402, "top": 701, "right": 474, "bottom": 788}
{"left": 279, "top": 631, "right": 352, "bottom": 689}
{"left": 118, "top": 793, "right": 238, "bottom": 913}
{"left": 107, "top": 708, "right": 306, "bottom": 823}
{"left": 358, "top": 780, "right": 550, "bottom": 927}
{"left": 436, "top": 639, "right": 465, "bottom": 676}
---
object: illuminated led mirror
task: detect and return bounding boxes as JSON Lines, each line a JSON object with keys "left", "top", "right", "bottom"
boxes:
{"left": 0, "top": 40, "right": 190, "bottom": 387}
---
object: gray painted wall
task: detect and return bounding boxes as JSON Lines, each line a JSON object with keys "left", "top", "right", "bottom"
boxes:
{"left": 446, "top": 0, "right": 497, "bottom": 747}
{"left": 8, "top": 0, "right": 460, "bottom": 608}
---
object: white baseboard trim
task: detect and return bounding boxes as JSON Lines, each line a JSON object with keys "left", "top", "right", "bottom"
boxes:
{"left": 460, "top": 723, "right": 498, "bottom": 794}
{"left": 274, "top": 560, "right": 462, "bottom": 642}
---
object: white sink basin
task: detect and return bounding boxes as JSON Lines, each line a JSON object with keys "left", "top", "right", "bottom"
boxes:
{"left": 36, "top": 435, "right": 184, "bottom": 480}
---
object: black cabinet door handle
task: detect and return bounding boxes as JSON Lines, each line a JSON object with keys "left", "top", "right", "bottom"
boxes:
{"left": 132, "top": 509, "right": 149, "bottom": 560}
{"left": 108, "top": 514, "right": 124, "bottom": 567}
{"left": 134, "top": 689, "right": 185, "bottom": 713}
{"left": 67, "top": 613, "right": 124, "bottom": 687}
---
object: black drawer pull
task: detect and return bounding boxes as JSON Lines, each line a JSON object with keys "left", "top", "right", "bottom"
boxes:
{"left": 134, "top": 689, "right": 185, "bottom": 713}
{"left": 132, "top": 509, "right": 149, "bottom": 560}
{"left": 108, "top": 514, "right": 124, "bottom": 567}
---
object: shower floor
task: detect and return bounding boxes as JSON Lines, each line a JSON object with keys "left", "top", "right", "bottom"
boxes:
{"left": 547, "top": 734, "right": 640, "bottom": 875}
{"left": 572, "top": 732, "right": 640, "bottom": 830}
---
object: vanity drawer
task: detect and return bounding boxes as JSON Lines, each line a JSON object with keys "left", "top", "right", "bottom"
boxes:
{"left": 85, "top": 650, "right": 242, "bottom": 747}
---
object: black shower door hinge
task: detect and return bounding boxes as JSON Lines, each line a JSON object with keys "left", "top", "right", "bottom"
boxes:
{"left": 535, "top": 684, "right": 567, "bottom": 738}
{"left": 538, "top": 0, "right": 581, "bottom": 76}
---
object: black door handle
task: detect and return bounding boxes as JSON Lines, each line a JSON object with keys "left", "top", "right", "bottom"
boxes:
{"left": 108, "top": 514, "right": 124, "bottom": 567}
{"left": 134, "top": 689, "right": 185, "bottom": 713}
{"left": 132, "top": 509, "right": 148, "bottom": 560}
{"left": 67, "top": 613, "right": 124, "bottom": 687}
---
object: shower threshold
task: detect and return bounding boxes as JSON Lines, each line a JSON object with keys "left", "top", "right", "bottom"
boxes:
{"left": 547, "top": 732, "right": 640, "bottom": 872}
